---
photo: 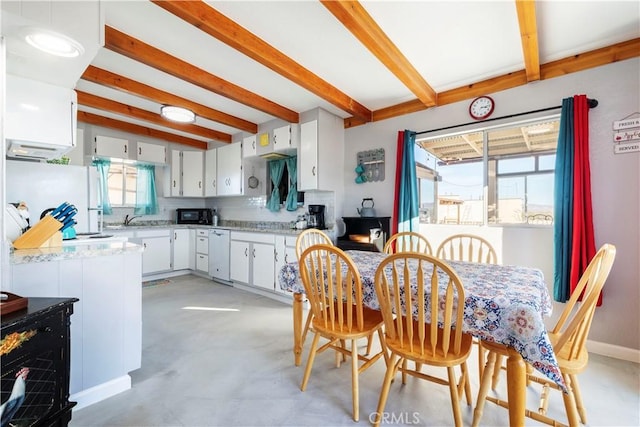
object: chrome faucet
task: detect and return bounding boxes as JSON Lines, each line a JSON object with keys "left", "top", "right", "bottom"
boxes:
{"left": 123, "top": 214, "right": 141, "bottom": 226}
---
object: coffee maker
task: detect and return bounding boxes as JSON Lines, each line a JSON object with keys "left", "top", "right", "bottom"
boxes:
{"left": 307, "top": 204, "right": 326, "bottom": 229}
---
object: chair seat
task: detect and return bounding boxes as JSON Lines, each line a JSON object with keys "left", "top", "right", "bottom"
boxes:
{"left": 549, "top": 331, "right": 589, "bottom": 374}
{"left": 312, "top": 303, "right": 384, "bottom": 340}
{"left": 385, "top": 318, "right": 473, "bottom": 367}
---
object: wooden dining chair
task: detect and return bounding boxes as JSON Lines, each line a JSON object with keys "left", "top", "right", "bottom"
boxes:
{"left": 295, "top": 228, "right": 333, "bottom": 345}
{"left": 372, "top": 252, "right": 473, "bottom": 427}
{"left": 298, "top": 244, "right": 386, "bottom": 422}
{"left": 383, "top": 231, "right": 433, "bottom": 255}
{"left": 472, "top": 243, "right": 617, "bottom": 427}
{"left": 436, "top": 233, "right": 497, "bottom": 264}
{"left": 436, "top": 233, "right": 498, "bottom": 380}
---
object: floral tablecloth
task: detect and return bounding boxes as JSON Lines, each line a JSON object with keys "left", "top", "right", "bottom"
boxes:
{"left": 278, "top": 249, "right": 565, "bottom": 390}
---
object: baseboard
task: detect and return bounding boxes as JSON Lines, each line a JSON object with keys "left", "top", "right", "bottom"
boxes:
{"left": 588, "top": 340, "right": 640, "bottom": 363}
{"left": 70, "top": 375, "right": 131, "bottom": 412}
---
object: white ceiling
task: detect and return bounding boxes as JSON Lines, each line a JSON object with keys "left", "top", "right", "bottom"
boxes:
{"left": 3, "top": 0, "right": 639, "bottom": 146}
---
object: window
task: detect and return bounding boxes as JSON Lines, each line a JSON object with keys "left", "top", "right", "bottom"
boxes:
{"left": 416, "top": 117, "right": 560, "bottom": 225}
{"left": 108, "top": 163, "right": 137, "bottom": 207}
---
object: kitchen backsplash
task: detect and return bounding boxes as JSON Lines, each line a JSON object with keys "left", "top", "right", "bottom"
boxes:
{"left": 105, "top": 191, "right": 335, "bottom": 227}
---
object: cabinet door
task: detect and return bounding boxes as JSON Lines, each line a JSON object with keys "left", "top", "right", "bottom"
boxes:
{"left": 137, "top": 141, "right": 166, "bottom": 164}
{"left": 195, "top": 254, "right": 209, "bottom": 273}
{"left": 230, "top": 240, "right": 250, "bottom": 283}
{"left": 95, "top": 135, "right": 129, "bottom": 159}
{"left": 272, "top": 125, "right": 290, "bottom": 151}
{"left": 205, "top": 148, "right": 217, "bottom": 197}
{"left": 217, "top": 142, "right": 243, "bottom": 196}
{"left": 242, "top": 134, "right": 257, "bottom": 158}
{"left": 299, "top": 120, "right": 318, "bottom": 190}
{"left": 142, "top": 236, "right": 172, "bottom": 274}
{"left": 172, "top": 229, "right": 192, "bottom": 270}
{"left": 252, "top": 242, "right": 275, "bottom": 290}
{"left": 196, "top": 235, "right": 208, "bottom": 255}
{"left": 182, "top": 151, "right": 204, "bottom": 197}
{"left": 170, "top": 150, "right": 181, "bottom": 196}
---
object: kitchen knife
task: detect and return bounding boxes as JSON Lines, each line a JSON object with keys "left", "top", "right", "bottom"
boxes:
{"left": 50, "top": 202, "right": 70, "bottom": 218}
{"left": 56, "top": 205, "right": 77, "bottom": 221}
{"left": 61, "top": 218, "right": 77, "bottom": 231}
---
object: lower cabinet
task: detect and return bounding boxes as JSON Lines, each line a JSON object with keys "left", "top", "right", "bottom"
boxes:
{"left": 138, "top": 229, "right": 172, "bottom": 275}
{"left": 195, "top": 229, "right": 209, "bottom": 274}
{"left": 229, "top": 232, "right": 275, "bottom": 291}
{"left": 172, "top": 228, "right": 194, "bottom": 271}
{"left": 274, "top": 235, "right": 297, "bottom": 296}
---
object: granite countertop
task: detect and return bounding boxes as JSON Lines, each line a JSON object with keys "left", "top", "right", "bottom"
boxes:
{"left": 10, "top": 241, "right": 143, "bottom": 265}
{"left": 103, "top": 220, "right": 329, "bottom": 236}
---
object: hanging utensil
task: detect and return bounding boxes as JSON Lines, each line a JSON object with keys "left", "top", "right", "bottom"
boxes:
{"left": 248, "top": 166, "right": 259, "bottom": 189}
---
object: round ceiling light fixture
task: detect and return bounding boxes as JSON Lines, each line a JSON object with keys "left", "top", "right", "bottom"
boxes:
{"left": 23, "top": 27, "right": 85, "bottom": 58}
{"left": 160, "top": 105, "right": 196, "bottom": 123}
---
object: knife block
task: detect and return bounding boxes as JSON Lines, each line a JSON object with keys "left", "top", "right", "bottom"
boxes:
{"left": 12, "top": 216, "right": 63, "bottom": 249}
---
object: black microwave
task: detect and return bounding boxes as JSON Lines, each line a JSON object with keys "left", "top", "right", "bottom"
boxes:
{"left": 176, "top": 208, "right": 213, "bottom": 225}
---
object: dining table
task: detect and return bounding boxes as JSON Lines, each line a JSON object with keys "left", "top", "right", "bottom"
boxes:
{"left": 278, "top": 249, "right": 564, "bottom": 426}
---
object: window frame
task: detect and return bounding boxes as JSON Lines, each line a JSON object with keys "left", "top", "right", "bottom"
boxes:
{"left": 107, "top": 162, "right": 138, "bottom": 207}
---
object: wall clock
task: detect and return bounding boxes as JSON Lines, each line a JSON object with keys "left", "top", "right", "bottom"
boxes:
{"left": 469, "top": 96, "right": 495, "bottom": 120}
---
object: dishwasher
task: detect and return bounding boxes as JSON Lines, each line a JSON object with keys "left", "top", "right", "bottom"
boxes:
{"left": 209, "top": 229, "right": 231, "bottom": 283}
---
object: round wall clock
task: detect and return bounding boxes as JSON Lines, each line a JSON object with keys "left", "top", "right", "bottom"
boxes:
{"left": 469, "top": 96, "right": 495, "bottom": 120}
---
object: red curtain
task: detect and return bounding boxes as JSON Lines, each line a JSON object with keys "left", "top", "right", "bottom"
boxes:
{"left": 392, "top": 131, "right": 404, "bottom": 237}
{"left": 569, "top": 95, "right": 598, "bottom": 304}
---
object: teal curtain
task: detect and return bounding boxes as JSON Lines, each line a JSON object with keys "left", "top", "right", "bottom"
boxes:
{"left": 134, "top": 164, "right": 159, "bottom": 215}
{"left": 553, "top": 98, "right": 575, "bottom": 302}
{"left": 92, "top": 158, "right": 113, "bottom": 215}
{"left": 397, "top": 130, "right": 420, "bottom": 232}
{"left": 266, "top": 159, "right": 285, "bottom": 212}
{"left": 285, "top": 156, "right": 298, "bottom": 211}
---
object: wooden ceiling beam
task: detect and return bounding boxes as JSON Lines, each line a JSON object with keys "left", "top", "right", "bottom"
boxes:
{"left": 78, "top": 111, "right": 209, "bottom": 150}
{"left": 344, "top": 38, "right": 640, "bottom": 128}
{"left": 81, "top": 66, "right": 256, "bottom": 134}
{"left": 151, "top": 0, "right": 372, "bottom": 123}
{"left": 321, "top": 0, "right": 437, "bottom": 108}
{"left": 77, "top": 91, "right": 232, "bottom": 143}
{"left": 515, "top": 0, "right": 541, "bottom": 82}
{"left": 104, "top": 25, "right": 299, "bottom": 124}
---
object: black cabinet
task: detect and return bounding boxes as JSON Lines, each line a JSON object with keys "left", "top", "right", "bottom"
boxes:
{"left": 1, "top": 297, "right": 77, "bottom": 427}
{"left": 337, "top": 216, "right": 391, "bottom": 252}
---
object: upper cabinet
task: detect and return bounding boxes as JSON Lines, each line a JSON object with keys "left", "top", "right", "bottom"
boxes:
{"left": 256, "top": 124, "right": 299, "bottom": 159}
{"left": 298, "top": 108, "right": 344, "bottom": 191}
{"left": 94, "top": 135, "right": 129, "bottom": 159}
{"left": 217, "top": 142, "right": 243, "bottom": 196}
{"left": 135, "top": 142, "right": 166, "bottom": 164}
{"left": 242, "top": 135, "right": 257, "bottom": 158}
{"left": 204, "top": 148, "right": 217, "bottom": 197}
{"left": 170, "top": 149, "right": 204, "bottom": 197}
{"left": 5, "top": 75, "right": 77, "bottom": 160}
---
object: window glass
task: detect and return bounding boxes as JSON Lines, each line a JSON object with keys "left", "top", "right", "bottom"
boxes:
{"left": 418, "top": 177, "right": 435, "bottom": 223}
{"left": 107, "top": 163, "right": 137, "bottom": 206}
{"left": 416, "top": 117, "right": 559, "bottom": 226}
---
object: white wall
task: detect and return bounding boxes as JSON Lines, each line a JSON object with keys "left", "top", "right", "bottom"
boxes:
{"left": 343, "top": 58, "right": 640, "bottom": 352}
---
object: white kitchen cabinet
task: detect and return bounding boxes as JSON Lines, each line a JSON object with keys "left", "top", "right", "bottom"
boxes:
{"left": 230, "top": 240, "right": 250, "bottom": 283}
{"left": 252, "top": 242, "right": 276, "bottom": 290}
{"left": 182, "top": 151, "right": 204, "bottom": 197}
{"left": 5, "top": 75, "right": 77, "bottom": 158}
{"left": 138, "top": 229, "right": 172, "bottom": 275}
{"left": 195, "top": 229, "right": 209, "bottom": 274}
{"left": 216, "top": 142, "right": 243, "bottom": 196}
{"left": 204, "top": 148, "right": 218, "bottom": 197}
{"left": 274, "top": 235, "right": 297, "bottom": 296}
{"left": 170, "top": 149, "right": 204, "bottom": 197}
{"left": 172, "top": 228, "right": 194, "bottom": 271}
{"left": 242, "top": 134, "right": 257, "bottom": 158}
{"left": 94, "top": 135, "right": 129, "bottom": 159}
{"left": 229, "top": 232, "right": 275, "bottom": 290}
{"left": 299, "top": 108, "right": 344, "bottom": 191}
{"left": 136, "top": 141, "right": 166, "bottom": 164}
{"left": 272, "top": 124, "right": 298, "bottom": 152}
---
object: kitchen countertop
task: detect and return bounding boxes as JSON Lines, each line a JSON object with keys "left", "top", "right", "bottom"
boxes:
{"left": 10, "top": 241, "right": 143, "bottom": 265}
{"left": 103, "top": 220, "right": 332, "bottom": 236}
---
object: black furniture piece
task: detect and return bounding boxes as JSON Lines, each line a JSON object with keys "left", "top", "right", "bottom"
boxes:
{"left": 337, "top": 216, "right": 391, "bottom": 252}
{"left": 1, "top": 297, "right": 78, "bottom": 427}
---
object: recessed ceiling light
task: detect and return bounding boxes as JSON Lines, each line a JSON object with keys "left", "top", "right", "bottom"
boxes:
{"left": 23, "top": 27, "right": 84, "bottom": 58}
{"left": 160, "top": 105, "right": 196, "bottom": 123}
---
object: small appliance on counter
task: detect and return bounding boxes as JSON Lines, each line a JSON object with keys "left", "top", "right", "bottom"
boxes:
{"left": 307, "top": 204, "right": 326, "bottom": 229}
{"left": 176, "top": 208, "right": 213, "bottom": 225}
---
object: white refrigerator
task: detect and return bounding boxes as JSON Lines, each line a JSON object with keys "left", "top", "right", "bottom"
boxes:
{"left": 6, "top": 160, "right": 100, "bottom": 233}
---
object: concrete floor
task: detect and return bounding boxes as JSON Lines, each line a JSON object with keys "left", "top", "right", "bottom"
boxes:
{"left": 71, "top": 274, "right": 639, "bottom": 426}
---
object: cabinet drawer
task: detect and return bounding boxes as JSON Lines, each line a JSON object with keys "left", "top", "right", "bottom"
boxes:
{"left": 136, "top": 228, "right": 170, "bottom": 238}
{"left": 196, "top": 254, "right": 209, "bottom": 272}
{"left": 196, "top": 229, "right": 209, "bottom": 237}
{"left": 230, "top": 231, "right": 275, "bottom": 244}
{"left": 196, "top": 236, "right": 209, "bottom": 254}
